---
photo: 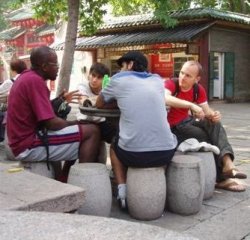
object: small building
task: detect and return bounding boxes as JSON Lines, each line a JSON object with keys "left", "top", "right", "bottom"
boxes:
{"left": 0, "top": 7, "right": 55, "bottom": 82}
{"left": 55, "top": 7, "right": 250, "bottom": 102}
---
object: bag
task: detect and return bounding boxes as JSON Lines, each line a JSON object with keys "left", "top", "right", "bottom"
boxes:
{"left": 51, "top": 97, "right": 71, "bottom": 119}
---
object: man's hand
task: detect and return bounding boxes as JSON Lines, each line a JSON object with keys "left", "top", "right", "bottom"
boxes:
{"left": 190, "top": 103, "right": 205, "bottom": 120}
{"left": 60, "top": 89, "right": 82, "bottom": 104}
{"left": 209, "top": 110, "right": 221, "bottom": 122}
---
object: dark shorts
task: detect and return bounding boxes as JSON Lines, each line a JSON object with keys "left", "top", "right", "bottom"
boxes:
{"left": 99, "top": 121, "right": 117, "bottom": 144}
{"left": 114, "top": 139, "right": 175, "bottom": 168}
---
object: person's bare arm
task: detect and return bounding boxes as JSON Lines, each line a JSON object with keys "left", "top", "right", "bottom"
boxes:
{"left": 95, "top": 94, "right": 118, "bottom": 109}
{"left": 42, "top": 117, "right": 78, "bottom": 131}
{"left": 165, "top": 89, "right": 205, "bottom": 119}
{"left": 200, "top": 103, "right": 221, "bottom": 122}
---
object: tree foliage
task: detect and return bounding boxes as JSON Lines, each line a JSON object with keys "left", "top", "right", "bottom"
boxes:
{"left": 0, "top": 0, "right": 21, "bottom": 31}
{"left": 2, "top": 0, "right": 249, "bottom": 92}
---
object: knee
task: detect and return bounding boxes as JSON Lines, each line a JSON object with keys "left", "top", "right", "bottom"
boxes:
{"left": 81, "top": 124, "right": 100, "bottom": 137}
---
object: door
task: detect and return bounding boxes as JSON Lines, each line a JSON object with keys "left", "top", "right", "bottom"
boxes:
{"left": 209, "top": 52, "right": 224, "bottom": 99}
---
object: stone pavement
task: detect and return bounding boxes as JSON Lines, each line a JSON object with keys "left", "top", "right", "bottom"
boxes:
{"left": 0, "top": 102, "right": 250, "bottom": 240}
{"left": 109, "top": 102, "right": 250, "bottom": 240}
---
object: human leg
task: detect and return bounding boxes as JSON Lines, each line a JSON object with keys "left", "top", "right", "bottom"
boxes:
{"left": 172, "top": 120, "right": 209, "bottom": 144}
{"left": 16, "top": 125, "right": 97, "bottom": 182}
{"left": 110, "top": 146, "right": 127, "bottom": 185}
{"left": 78, "top": 123, "right": 100, "bottom": 163}
{"left": 193, "top": 119, "right": 247, "bottom": 180}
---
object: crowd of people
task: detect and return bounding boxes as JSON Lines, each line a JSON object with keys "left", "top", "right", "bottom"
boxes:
{"left": 2, "top": 46, "right": 247, "bottom": 209}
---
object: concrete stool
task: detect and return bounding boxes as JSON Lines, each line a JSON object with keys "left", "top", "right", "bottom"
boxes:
{"left": 97, "top": 141, "right": 107, "bottom": 164}
{"left": 166, "top": 155, "right": 205, "bottom": 215}
{"left": 19, "top": 161, "right": 55, "bottom": 179}
{"left": 127, "top": 167, "right": 166, "bottom": 221}
{"left": 3, "top": 132, "right": 16, "bottom": 161}
{"left": 68, "top": 163, "right": 112, "bottom": 217}
{"left": 187, "top": 152, "right": 216, "bottom": 200}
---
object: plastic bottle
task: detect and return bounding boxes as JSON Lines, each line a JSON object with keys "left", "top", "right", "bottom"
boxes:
{"left": 102, "top": 74, "right": 110, "bottom": 89}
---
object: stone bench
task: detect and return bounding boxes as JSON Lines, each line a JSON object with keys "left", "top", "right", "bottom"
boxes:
{"left": 68, "top": 162, "right": 112, "bottom": 217}
{"left": 166, "top": 154, "right": 205, "bottom": 215}
{"left": 0, "top": 162, "right": 85, "bottom": 212}
{"left": 0, "top": 211, "right": 198, "bottom": 240}
{"left": 127, "top": 167, "right": 166, "bottom": 221}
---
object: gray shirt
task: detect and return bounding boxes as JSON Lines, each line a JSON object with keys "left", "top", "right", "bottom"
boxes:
{"left": 101, "top": 71, "right": 177, "bottom": 152}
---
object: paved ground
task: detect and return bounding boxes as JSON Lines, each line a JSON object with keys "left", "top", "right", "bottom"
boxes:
{"left": 109, "top": 102, "right": 250, "bottom": 240}
{"left": 1, "top": 102, "right": 250, "bottom": 240}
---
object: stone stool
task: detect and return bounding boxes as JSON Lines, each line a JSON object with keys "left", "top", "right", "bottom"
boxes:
{"left": 68, "top": 162, "right": 112, "bottom": 217}
{"left": 187, "top": 152, "right": 216, "bottom": 200}
{"left": 97, "top": 141, "right": 107, "bottom": 164}
{"left": 166, "top": 155, "right": 205, "bottom": 215}
{"left": 127, "top": 167, "right": 166, "bottom": 221}
{"left": 3, "top": 132, "right": 16, "bottom": 161}
{"left": 19, "top": 161, "right": 55, "bottom": 179}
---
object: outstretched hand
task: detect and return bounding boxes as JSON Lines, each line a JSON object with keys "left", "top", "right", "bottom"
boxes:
{"left": 60, "top": 89, "right": 82, "bottom": 104}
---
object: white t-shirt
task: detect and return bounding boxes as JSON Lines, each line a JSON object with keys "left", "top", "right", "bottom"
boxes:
{"left": 76, "top": 82, "right": 105, "bottom": 122}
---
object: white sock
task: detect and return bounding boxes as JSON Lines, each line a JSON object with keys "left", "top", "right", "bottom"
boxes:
{"left": 117, "top": 184, "right": 127, "bottom": 199}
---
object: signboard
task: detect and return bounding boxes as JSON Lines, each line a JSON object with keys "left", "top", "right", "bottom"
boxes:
{"left": 150, "top": 53, "right": 174, "bottom": 79}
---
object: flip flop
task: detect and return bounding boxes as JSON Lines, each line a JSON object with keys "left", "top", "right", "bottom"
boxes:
{"left": 215, "top": 181, "right": 246, "bottom": 192}
{"left": 222, "top": 168, "right": 247, "bottom": 179}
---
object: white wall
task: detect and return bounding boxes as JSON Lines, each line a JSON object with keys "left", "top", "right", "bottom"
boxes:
{"left": 51, "top": 50, "right": 93, "bottom": 97}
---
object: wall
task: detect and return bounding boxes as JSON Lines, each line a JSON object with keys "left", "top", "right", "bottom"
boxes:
{"left": 209, "top": 27, "right": 250, "bottom": 101}
{"left": 51, "top": 50, "right": 93, "bottom": 98}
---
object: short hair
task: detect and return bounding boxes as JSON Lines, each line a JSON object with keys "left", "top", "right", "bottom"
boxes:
{"left": 10, "top": 59, "right": 27, "bottom": 74}
{"left": 30, "top": 46, "right": 56, "bottom": 69}
{"left": 185, "top": 61, "right": 203, "bottom": 77}
{"left": 117, "top": 51, "right": 148, "bottom": 72}
{"left": 90, "top": 63, "right": 110, "bottom": 77}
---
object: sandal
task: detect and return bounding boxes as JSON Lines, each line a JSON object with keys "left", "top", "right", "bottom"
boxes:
{"left": 222, "top": 168, "right": 247, "bottom": 179}
{"left": 215, "top": 180, "right": 246, "bottom": 192}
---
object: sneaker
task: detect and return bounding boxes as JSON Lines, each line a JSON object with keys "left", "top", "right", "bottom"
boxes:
{"left": 199, "top": 142, "right": 220, "bottom": 155}
{"left": 117, "top": 197, "right": 128, "bottom": 211}
{"left": 177, "top": 138, "right": 200, "bottom": 152}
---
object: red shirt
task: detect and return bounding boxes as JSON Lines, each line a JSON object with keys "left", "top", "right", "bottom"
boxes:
{"left": 7, "top": 70, "right": 55, "bottom": 156}
{"left": 165, "top": 79, "right": 207, "bottom": 127}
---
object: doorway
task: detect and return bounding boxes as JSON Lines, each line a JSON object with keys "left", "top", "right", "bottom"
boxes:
{"left": 212, "top": 52, "right": 224, "bottom": 99}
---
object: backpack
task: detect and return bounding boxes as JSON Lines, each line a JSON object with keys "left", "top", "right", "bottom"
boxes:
{"left": 172, "top": 78, "right": 199, "bottom": 102}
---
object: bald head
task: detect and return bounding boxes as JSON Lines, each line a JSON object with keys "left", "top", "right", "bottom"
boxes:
{"left": 183, "top": 61, "right": 203, "bottom": 77}
{"left": 30, "top": 46, "right": 56, "bottom": 70}
{"left": 30, "top": 46, "right": 59, "bottom": 81}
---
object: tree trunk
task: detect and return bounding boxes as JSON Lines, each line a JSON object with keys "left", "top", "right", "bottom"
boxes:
{"left": 56, "top": 0, "right": 79, "bottom": 95}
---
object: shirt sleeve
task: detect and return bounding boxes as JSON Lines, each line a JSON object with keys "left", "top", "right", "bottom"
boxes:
{"left": 196, "top": 84, "right": 208, "bottom": 105}
{"left": 78, "top": 83, "right": 90, "bottom": 96}
{"left": 164, "top": 79, "right": 176, "bottom": 94}
{"left": 100, "top": 77, "right": 117, "bottom": 103}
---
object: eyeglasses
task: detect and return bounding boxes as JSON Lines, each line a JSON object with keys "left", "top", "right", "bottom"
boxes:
{"left": 47, "top": 62, "right": 59, "bottom": 68}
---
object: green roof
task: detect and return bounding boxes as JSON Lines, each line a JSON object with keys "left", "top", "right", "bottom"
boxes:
{"left": 54, "top": 22, "right": 213, "bottom": 50}
{"left": 0, "top": 27, "right": 25, "bottom": 41}
{"left": 35, "top": 24, "right": 55, "bottom": 36}
{"left": 7, "top": 8, "right": 34, "bottom": 21}
{"left": 101, "top": 7, "right": 250, "bottom": 30}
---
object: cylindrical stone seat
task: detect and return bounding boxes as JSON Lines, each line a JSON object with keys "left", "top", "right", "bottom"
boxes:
{"left": 127, "top": 167, "right": 166, "bottom": 221}
{"left": 166, "top": 155, "right": 205, "bottom": 215}
{"left": 68, "top": 163, "right": 112, "bottom": 217}
{"left": 19, "top": 161, "right": 55, "bottom": 179}
{"left": 187, "top": 152, "right": 216, "bottom": 200}
{"left": 97, "top": 141, "right": 107, "bottom": 164}
{"left": 4, "top": 132, "right": 16, "bottom": 161}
